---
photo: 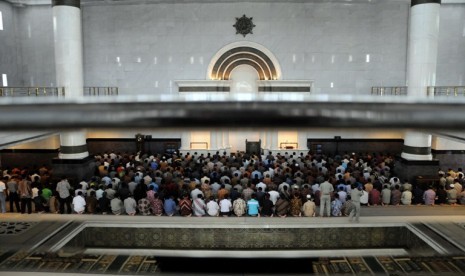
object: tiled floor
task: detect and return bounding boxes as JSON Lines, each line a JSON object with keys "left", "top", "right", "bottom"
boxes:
{"left": 0, "top": 205, "right": 465, "bottom": 275}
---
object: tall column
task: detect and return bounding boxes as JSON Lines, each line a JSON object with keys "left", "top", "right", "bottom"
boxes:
{"left": 210, "top": 131, "right": 218, "bottom": 151}
{"left": 396, "top": 0, "right": 441, "bottom": 184}
{"left": 180, "top": 132, "right": 190, "bottom": 152}
{"left": 406, "top": 0, "right": 440, "bottom": 97}
{"left": 401, "top": 132, "right": 432, "bottom": 161}
{"left": 53, "top": 0, "right": 88, "bottom": 160}
{"left": 222, "top": 130, "right": 230, "bottom": 154}
{"left": 268, "top": 131, "right": 278, "bottom": 151}
{"left": 259, "top": 131, "right": 267, "bottom": 151}
{"left": 401, "top": 0, "right": 441, "bottom": 161}
{"left": 52, "top": 0, "right": 93, "bottom": 181}
{"left": 297, "top": 131, "right": 308, "bottom": 151}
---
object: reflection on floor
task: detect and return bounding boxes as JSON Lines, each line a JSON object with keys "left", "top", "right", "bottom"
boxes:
{"left": 1, "top": 208, "right": 465, "bottom": 275}
{"left": 0, "top": 252, "right": 158, "bottom": 274}
{"left": 2, "top": 251, "right": 465, "bottom": 275}
{"left": 0, "top": 222, "right": 37, "bottom": 235}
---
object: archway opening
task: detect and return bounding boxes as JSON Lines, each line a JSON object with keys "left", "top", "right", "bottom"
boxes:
{"left": 230, "top": 64, "right": 259, "bottom": 94}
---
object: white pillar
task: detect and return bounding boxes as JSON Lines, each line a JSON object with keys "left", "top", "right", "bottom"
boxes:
{"left": 268, "top": 131, "right": 278, "bottom": 151}
{"left": 297, "top": 131, "right": 307, "bottom": 151}
{"left": 406, "top": 0, "right": 440, "bottom": 97}
{"left": 210, "top": 131, "right": 218, "bottom": 150}
{"left": 259, "top": 131, "right": 267, "bottom": 150}
{"left": 223, "top": 130, "right": 230, "bottom": 152}
{"left": 180, "top": 132, "right": 190, "bottom": 151}
{"left": 402, "top": 0, "right": 440, "bottom": 161}
{"left": 401, "top": 131, "right": 432, "bottom": 160}
{"left": 59, "top": 130, "right": 88, "bottom": 159}
{"left": 217, "top": 131, "right": 223, "bottom": 151}
{"left": 53, "top": 0, "right": 88, "bottom": 160}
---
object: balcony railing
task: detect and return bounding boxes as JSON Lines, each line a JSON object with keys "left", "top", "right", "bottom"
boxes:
{"left": 84, "top": 87, "right": 119, "bottom": 96}
{"left": 427, "top": 86, "right": 465, "bottom": 96}
{"left": 0, "top": 87, "right": 65, "bottom": 97}
{"left": 0, "top": 87, "right": 118, "bottom": 97}
{"left": 371, "top": 87, "right": 407, "bottom": 96}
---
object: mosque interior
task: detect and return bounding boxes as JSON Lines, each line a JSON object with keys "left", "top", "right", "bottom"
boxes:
{"left": 1, "top": 0, "right": 465, "bottom": 274}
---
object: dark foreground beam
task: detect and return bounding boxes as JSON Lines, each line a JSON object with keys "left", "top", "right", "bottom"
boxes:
{"left": 0, "top": 95, "right": 464, "bottom": 130}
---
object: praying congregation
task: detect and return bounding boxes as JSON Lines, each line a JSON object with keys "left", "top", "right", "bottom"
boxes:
{"left": 1, "top": 0, "right": 465, "bottom": 274}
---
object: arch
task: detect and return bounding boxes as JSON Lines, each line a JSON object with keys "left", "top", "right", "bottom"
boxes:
{"left": 224, "top": 60, "right": 265, "bottom": 80}
{"left": 207, "top": 41, "right": 282, "bottom": 81}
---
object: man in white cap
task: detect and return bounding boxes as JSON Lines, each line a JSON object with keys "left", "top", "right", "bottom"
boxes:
{"left": 447, "top": 184, "right": 458, "bottom": 205}
{"left": 302, "top": 194, "right": 316, "bottom": 217}
{"left": 438, "top": 171, "right": 446, "bottom": 189}
{"left": 453, "top": 180, "right": 462, "bottom": 196}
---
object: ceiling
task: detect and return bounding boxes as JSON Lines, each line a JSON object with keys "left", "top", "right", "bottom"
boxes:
{"left": 5, "top": 0, "right": 465, "bottom": 6}
{"left": 5, "top": 0, "right": 465, "bottom": 7}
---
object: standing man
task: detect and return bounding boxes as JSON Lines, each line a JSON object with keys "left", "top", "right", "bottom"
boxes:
{"left": 56, "top": 176, "right": 72, "bottom": 214}
{"left": 0, "top": 177, "right": 6, "bottom": 213}
{"left": 7, "top": 176, "right": 20, "bottom": 213}
{"left": 18, "top": 176, "right": 32, "bottom": 214}
{"left": 319, "top": 176, "right": 334, "bottom": 217}
{"left": 349, "top": 184, "right": 364, "bottom": 223}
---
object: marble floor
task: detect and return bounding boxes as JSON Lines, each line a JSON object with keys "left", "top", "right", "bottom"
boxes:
{"left": 0, "top": 205, "right": 465, "bottom": 275}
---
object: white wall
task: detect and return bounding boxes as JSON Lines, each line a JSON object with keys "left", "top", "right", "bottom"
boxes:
{"left": 437, "top": 4, "right": 465, "bottom": 86}
{"left": 0, "top": 3, "right": 55, "bottom": 87}
{"left": 433, "top": 136, "right": 465, "bottom": 150}
{"left": 0, "top": 131, "right": 58, "bottom": 150}
{"left": 15, "top": 5, "right": 55, "bottom": 87}
{"left": 2, "top": 2, "right": 464, "bottom": 93}
{"left": 81, "top": 1, "right": 409, "bottom": 95}
{"left": 1, "top": 2, "right": 465, "bottom": 152}
{"left": 0, "top": 1, "right": 20, "bottom": 86}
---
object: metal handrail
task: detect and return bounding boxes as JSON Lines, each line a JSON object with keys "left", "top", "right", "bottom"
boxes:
{"left": 84, "top": 87, "right": 119, "bottom": 96}
{"left": 190, "top": 142, "right": 208, "bottom": 150}
{"left": 279, "top": 142, "right": 298, "bottom": 149}
{"left": 0, "top": 86, "right": 118, "bottom": 97}
{"left": 427, "top": 86, "right": 465, "bottom": 96}
{"left": 0, "top": 87, "right": 66, "bottom": 97}
{"left": 371, "top": 86, "right": 408, "bottom": 96}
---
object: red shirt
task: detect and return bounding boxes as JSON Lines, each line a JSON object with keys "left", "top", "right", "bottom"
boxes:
{"left": 369, "top": 189, "right": 381, "bottom": 205}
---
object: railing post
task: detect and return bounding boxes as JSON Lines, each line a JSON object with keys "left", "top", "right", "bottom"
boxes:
{"left": 454, "top": 87, "right": 458, "bottom": 97}
{"left": 116, "top": 87, "right": 119, "bottom": 95}
{"left": 0, "top": 88, "right": 3, "bottom": 96}
{"left": 427, "top": 86, "right": 432, "bottom": 96}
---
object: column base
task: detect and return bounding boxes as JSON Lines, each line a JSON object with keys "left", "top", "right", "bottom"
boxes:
{"left": 393, "top": 157, "right": 439, "bottom": 185}
{"left": 52, "top": 156, "right": 96, "bottom": 184}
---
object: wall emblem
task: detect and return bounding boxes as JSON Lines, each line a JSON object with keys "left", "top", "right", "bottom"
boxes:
{"left": 233, "top": 15, "right": 256, "bottom": 37}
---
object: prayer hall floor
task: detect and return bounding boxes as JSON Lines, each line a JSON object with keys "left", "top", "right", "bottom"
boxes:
{"left": 1, "top": 205, "right": 465, "bottom": 275}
